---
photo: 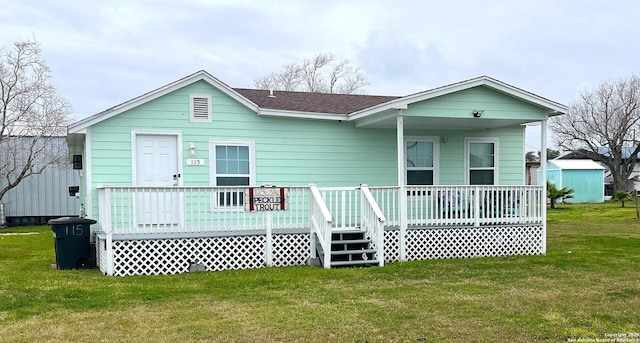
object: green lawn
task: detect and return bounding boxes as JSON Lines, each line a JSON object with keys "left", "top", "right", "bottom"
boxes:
{"left": 0, "top": 202, "right": 639, "bottom": 342}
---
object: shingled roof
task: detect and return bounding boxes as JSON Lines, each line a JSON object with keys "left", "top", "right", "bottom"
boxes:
{"left": 233, "top": 88, "right": 399, "bottom": 115}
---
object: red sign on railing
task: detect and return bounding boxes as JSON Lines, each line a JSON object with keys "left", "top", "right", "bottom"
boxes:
{"left": 244, "top": 187, "right": 288, "bottom": 211}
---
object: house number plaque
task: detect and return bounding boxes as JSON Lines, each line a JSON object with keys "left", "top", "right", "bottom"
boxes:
{"left": 186, "top": 159, "right": 205, "bottom": 166}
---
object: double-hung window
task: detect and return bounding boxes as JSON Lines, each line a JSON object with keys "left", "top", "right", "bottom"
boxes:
{"left": 405, "top": 138, "right": 438, "bottom": 185}
{"left": 210, "top": 140, "right": 255, "bottom": 209}
{"left": 466, "top": 139, "right": 497, "bottom": 185}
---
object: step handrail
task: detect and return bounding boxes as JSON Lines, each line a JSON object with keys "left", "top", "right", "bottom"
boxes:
{"left": 360, "top": 184, "right": 385, "bottom": 266}
{"left": 309, "top": 184, "right": 333, "bottom": 268}
{"left": 361, "top": 185, "right": 386, "bottom": 223}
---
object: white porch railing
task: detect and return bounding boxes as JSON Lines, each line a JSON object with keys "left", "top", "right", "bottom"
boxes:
{"left": 310, "top": 185, "right": 387, "bottom": 267}
{"left": 371, "top": 185, "right": 544, "bottom": 227}
{"left": 96, "top": 184, "right": 543, "bottom": 274}
{"left": 319, "top": 186, "right": 361, "bottom": 230}
{"left": 97, "top": 184, "right": 543, "bottom": 236}
{"left": 98, "top": 186, "right": 310, "bottom": 235}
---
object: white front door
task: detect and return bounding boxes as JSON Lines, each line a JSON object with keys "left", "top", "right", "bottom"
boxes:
{"left": 135, "top": 134, "right": 180, "bottom": 226}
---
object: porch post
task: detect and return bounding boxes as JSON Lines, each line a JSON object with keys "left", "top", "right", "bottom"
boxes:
{"left": 397, "top": 111, "right": 407, "bottom": 261}
{"left": 265, "top": 211, "right": 273, "bottom": 267}
{"left": 99, "top": 187, "right": 114, "bottom": 276}
{"left": 541, "top": 118, "right": 548, "bottom": 254}
{"left": 106, "top": 231, "right": 114, "bottom": 276}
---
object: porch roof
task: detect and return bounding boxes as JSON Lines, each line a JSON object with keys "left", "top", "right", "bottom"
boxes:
{"left": 350, "top": 75, "right": 567, "bottom": 119}
{"left": 350, "top": 76, "right": 568, "bottom": 129}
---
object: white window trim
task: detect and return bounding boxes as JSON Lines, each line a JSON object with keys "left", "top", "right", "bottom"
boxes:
{"left": 404, "top": 136, "right": 439, "bottom": 185}
{"left": 190, "top": 94, "right": 212, "bottom": 123}
{"left": 210, "top": 139, "right": 256, "bottom": 186}
{"left": 464, "top": 137, "right": 499, "bottom": 185}
{"left": 209, "top": 139, "right": 256, "bottom": 211}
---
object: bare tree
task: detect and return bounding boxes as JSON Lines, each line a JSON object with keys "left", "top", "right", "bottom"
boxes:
{"left": 551, "top": 74, "right": 640, "bottom": 192}
{"left": 276, "top": 63, "right": 305, "bottom": 91}
{"left": 0, "top": 40, "right": 71, "bottom": 202}
{"left": 254, "top": 52, "right": 369, "bottom": 94}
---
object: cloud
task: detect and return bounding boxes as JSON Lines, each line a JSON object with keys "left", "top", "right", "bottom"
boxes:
{"left": 354, "top": 31, "right": 451, "bottom": 95}
{"left": 2, "top": 0, "right": 640, "bottom": 119}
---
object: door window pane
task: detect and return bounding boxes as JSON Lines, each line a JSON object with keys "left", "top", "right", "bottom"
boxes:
{"left": 469, "top": 142, "right": 494, "bottom": 168}
{"left": 216, "top": 177, "right": 250, "bottom": 186}
{"left": 406, "top": 140, "right": 436, "bottom": 185}
{"left": 468, "top": 141, "right": 496, "bottom": 185}
{"left": 407, "top": 170, "right": 434, "bottom": 185}
{"left": 407, "top": 141, "right": 433, "bottom": 168}
{"left": 470, "top": 170, "right": 494, "bottom": 185}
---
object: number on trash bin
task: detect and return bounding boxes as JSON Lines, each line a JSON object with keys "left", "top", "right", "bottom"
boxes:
{"left": 66, "top": 225, "right": 85, "bottom": 236}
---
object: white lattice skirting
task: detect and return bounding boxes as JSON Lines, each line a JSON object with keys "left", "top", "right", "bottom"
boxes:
{"left": 96, "top": 225, "right": 543, "bottom": 276}
{"left": 400, "top": 225, "right": 544, "bottom": 261}
{"left": 96, "top": 233, "right": 309, "bottom": 276}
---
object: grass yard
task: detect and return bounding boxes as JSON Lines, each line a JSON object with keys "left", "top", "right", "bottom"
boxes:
{"left": 0, "top": 202, "right": 639, "bottom": 343}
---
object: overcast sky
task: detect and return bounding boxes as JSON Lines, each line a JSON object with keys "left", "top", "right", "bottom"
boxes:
{"left": 2, "top": 0, "right": 639, "bottom": 150}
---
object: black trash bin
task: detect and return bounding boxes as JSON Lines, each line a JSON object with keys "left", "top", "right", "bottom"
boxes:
{"left": 48, "top": 217, "right": 97, "bottom": 269}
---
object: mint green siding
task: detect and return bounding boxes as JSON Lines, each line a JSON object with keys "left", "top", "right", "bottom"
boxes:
{"left": 86, "top": 81, "right": 398, "bottom": 218}
{"left": 403, "top": 86, "right": 530, "bottom": 186}
{"left": 405, "top": 127, "right": 524, "bottom": 185}
{"left": 89, "top": 81, "right": 396, "bottom": 188}
{"left": 404, "top": 86, "right": 547, "bottom": 120}
{"left": 84, "top": 81, "right": 543, "bottom": 219}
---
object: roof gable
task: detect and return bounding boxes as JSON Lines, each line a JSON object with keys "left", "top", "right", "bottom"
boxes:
{"left": 68, "top": 70, "right": 258, "bottom": 133}
{"left": 349, "top": 75, "right": 568, "bottom": 120}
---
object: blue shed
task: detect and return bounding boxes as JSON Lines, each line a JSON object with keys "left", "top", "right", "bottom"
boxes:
{"left": 540, "top": 159, "right": 605, "bottom": 203}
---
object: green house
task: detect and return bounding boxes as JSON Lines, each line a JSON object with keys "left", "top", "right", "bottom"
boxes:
{"left": 67, "top": 71, "right": 567, "bottom": 276}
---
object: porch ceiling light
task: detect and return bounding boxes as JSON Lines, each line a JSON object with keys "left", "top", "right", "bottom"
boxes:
{"left": 189, "top": 143, "right": 196, "bottom": 155}
{"left": 472, "top": 110, "right": 484, "bottom": 118}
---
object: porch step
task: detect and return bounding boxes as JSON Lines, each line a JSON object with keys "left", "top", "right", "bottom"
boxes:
{"left": 330, "top": 259, "right": 381, "bottom": 267}
{"left": 332, "top": 231, "right": 366, "bottom": 241}
{"left": 330, "top": 248, "right": 377, "bottom": 255}
{"left": 331, "top": 239, "right": 371, "bottom": 251}
{"left": 315, "top": 229, "right": 380, "bottom": 268}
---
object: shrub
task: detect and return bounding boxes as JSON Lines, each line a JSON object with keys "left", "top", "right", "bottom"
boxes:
{"left": 612, "top": 190, "right": 632, "bottom": 208}
{"left": 547, "top": 181, "right": 574, "bottom": 209}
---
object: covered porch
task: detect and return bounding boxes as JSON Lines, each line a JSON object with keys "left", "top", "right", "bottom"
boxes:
{"left": 96, "top": 184, "right": 545, "bottom": 276}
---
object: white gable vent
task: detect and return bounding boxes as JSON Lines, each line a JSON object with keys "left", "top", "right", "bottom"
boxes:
{"left": 190, "top": 94, "right": 212, "bottom": 123}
